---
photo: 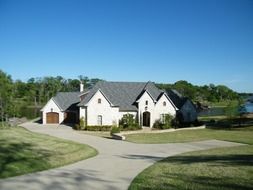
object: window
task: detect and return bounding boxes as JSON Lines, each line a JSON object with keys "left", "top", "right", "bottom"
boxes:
{"left": 160, "top": 114, "right": 166, "bottom": 124}
{"left": 163, "top": 101, "right": 166, "bottom": 106}
{"left": 98, "top": 98, "right": 101, "bottom": 104}
{"left": 97, "top": 115, "right": 102, "bottom": 125}
{"left": 145, "top": 100, "right": 148, "bottom": 105}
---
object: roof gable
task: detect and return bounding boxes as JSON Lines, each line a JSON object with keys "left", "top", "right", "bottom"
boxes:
{"left": 156, "top": 92, "right": 178, "bottom": 110}
{"left": 52, "top": 92, "right": 81, "bottom": 111}
{"left": 135, "top": 90, "right": 157, "bottom": 103}
{"left": 84, "top": 89, "right": 115, "bottom": 106}
{"left": 41, "top": 97, "right": 62, "bottom": 111}
{"left": 78, "top": 81, "right": 163, "bottom": 111}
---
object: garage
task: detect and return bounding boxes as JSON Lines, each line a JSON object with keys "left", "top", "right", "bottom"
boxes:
{"left": 46, "top": 112, "right": 59, "bottom": 124}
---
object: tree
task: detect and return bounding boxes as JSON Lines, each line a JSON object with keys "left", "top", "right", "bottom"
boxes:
{"left": 0, "top": 70, "right": 13, "bottom": 121}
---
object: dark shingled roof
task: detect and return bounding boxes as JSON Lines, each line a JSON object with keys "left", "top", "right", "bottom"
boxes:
{"left": 77, "top": 81, "right": 163, "bottom": 111}
{"left": 52, "top": 92, "right": 81, "bottom": 111}
{"left": 167, "top": 89, "right": 187, "bottom": 109}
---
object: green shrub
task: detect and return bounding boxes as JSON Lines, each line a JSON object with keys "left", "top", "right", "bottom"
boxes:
{"left": 0, "top": 122, "right": 11, "bottom": 129}
{"left": 110, "top": 126, "right": 121, "bottom": 135}
{"left": 163, "top": 114, "right": 173, "bottom": 129}
{"left": 153, "top": 114, "right": 174, "bottom": 129}
{"left": 152, "top": 119, "right": 163, "bottom": 129}
{"left": 73, "top": 124, "right": 81, "bottom": 130}
{"left": 86, "top": 125, "right": 112, "bottom": 131}
{"left": 119, "top": 114, "right": 141, "bottom": 131}
{"left": 79, "top": 117, "right": 86, "bottom": 130}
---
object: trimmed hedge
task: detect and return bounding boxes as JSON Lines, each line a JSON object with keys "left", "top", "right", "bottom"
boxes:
{"left": 110, "top": 126, "right": 121, "bottom": 135}
{"left": 86, "top": 125, "right": 112, "bottom": 131}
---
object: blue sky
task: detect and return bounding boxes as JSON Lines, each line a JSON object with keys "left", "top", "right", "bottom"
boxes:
{"left": 0, "top": 0, "right": 252, "bottom": 92}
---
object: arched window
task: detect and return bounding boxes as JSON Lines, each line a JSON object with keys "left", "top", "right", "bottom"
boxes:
{"left": 98, "top": 98, "right": 101, "bottom": 104}
{"left": 163, "top": 101, "right": 166, "bottom": 106}
{"left": 145, "top": 100, "right": 148, "bottom": 105}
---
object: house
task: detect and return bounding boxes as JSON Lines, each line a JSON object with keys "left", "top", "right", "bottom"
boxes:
{"left": 41, "top": 81, "right": 195, "bottom": 127}
{"left": 167, "top": 89, "right": 197, "bottom": 123}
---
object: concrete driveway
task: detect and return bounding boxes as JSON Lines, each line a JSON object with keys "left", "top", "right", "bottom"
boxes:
{"left": 0, "top": 122, "right": 244, "bottom": 190}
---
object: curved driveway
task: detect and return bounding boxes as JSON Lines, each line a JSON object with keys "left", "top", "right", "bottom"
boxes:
{"left": 0, "top": 122, "right": 243, "bottom": 190}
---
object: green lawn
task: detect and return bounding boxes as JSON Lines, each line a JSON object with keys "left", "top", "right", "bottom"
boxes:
{"left": 126, "top": 126, "right": 253, "bottom": 144}
{"left": 129, "top": 145, "right": 253, "bottom": 190}
{"left": 128, "top": 126, "right": 253, "bottom": 190}
{"left": 0, "top": 126, "right": 97, "bottom": 178}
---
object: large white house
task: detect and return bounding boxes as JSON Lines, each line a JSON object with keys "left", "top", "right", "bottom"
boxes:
{"left": 41, "top": 81, "right": 197, "bottom": 127}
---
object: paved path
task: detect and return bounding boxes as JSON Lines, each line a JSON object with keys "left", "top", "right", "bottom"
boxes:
{"left": 0, "top": 122, "right": 244, "bottom": 190}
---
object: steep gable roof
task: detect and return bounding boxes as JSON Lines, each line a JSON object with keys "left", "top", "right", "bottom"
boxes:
{"left": 78, "top": 81, "right": 164, "bottom": 111}
{"left": 167, "top": 89, "right": 188, "bottom": 109}
{"left": 52, "top": 92, "right": 81, "bottom": 111}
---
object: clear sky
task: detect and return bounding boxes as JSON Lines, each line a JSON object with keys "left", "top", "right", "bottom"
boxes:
{"left": 0, "top": 0, "right": 252, "bottom": 92}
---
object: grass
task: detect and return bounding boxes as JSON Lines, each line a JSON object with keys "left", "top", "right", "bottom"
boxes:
{"left": 126, "top": 126, "right": 253, "bottom": 144}
{"left": 0, "top": 125, "right": 97, "bottom": 178}
{"left": 209, "top": 100, "right": 239, "bottom": 107}
{"left": 129, "top": 126, "right": 253, "bottom": 190}
{"left": 129, "top": 145, "right": 253, "bottom": 190}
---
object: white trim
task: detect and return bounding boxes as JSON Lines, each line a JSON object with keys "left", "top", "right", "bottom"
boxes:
{"left": 40, "top": 98, "right": 63, "bottom": 112}
{"left": 136, "top": 90, "right": 157, "bottom": 103}
{"left": 85, "top": 89, "right": 114, "bottom": 107}
{"left": 158, "top": 92, "right": 178, "bottom": 110}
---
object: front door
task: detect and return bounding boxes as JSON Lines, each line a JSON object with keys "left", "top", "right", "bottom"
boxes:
{"left": 143, "top": 111, "right": 150, "bottom": 127}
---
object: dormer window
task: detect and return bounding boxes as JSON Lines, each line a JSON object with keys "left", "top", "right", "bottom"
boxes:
{"left": 145, "top": 100, "right": 148, "bottom": 105}
{"left": 163, "top": 101, "right": 166, "bottom": 106}
{"left": 98, "top": 98, "right": 101, "bottom": 104}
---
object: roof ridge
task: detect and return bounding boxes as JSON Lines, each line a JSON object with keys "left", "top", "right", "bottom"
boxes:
{"left": 143, "top": 81, "right": 152, "bottom": 90}
{"left": 104, "top": 81, "right": 147, "bottom": 84}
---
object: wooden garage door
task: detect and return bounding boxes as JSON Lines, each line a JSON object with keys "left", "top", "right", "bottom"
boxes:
{"left": 46, "top": 112, "right": 59, "bottom": 124}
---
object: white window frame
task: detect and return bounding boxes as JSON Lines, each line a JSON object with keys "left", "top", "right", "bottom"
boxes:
{"left": 97, "top": 115, "right": 102, "bottom": 125}
{"left": 160, "top": 114, "right": 166, "bottom": 124}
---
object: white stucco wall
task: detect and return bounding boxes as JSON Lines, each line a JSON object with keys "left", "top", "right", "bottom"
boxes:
{"left": 137, "top": 92, "right": 177, "bottom": 128}
{"left": 85, "top": 90, "right": 119, "bottom": 125}
{"left": 118, "top": 111, "right": 137, "bottom": 119}
{"left": 137, "top": 91, "right": 156, "bottom": 127}
{"left": 79, "top": 107, "right": 86, "bottom": 119}
{"left": 41, "top": 98, "right": 64, "bottom": 124}
{"left": 153, "top": 94, "right": 176, "bottom": 121}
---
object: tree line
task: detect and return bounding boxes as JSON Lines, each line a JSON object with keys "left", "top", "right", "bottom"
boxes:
{"left": 156, "top": 80, "right": 239, "bottom": 103}
{"left": 0, "top": 69, "right": 241, "bottom": 120}
{"left": 0, "top": 70, "right": 101, "bottom": 119}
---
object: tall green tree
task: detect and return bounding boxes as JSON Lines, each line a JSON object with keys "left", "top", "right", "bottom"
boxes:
{"left": 0, "top": 70, "right": 13, "bottom": 121}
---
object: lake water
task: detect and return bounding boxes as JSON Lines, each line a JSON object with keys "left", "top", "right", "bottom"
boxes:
{"left": 198, "top": 102, "right": 253, "bottom": 117}
{"left": 198, "top": 107, "right": 225, "bottom": 117}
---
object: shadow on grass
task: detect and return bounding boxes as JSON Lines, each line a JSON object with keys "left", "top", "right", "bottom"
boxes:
{"left": 161, "top": 154, "right": 253, "bottom": 167}
{"left": 162, "top": 172, "right": 253, "bottom": 190}
{"left": 0, "top": 140, "right": 53, "bottom": 178}
{"left": 204, "top": 117, "right": 253, "bottom": 130}
{"left": 0, "top": 168, "right": 119, "bottom": 190}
